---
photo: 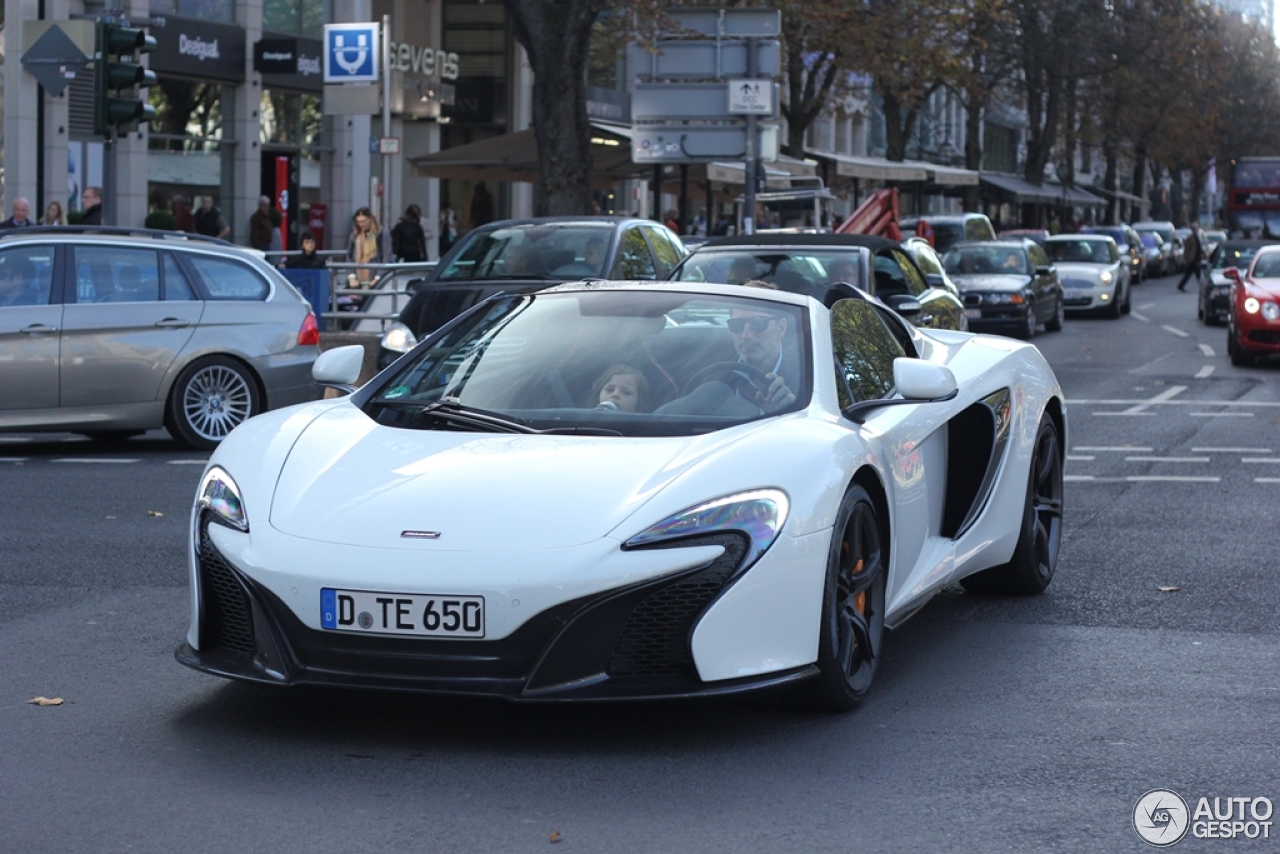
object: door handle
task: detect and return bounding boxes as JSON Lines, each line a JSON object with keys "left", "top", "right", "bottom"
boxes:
{"left": 154, "top": 318, "right": 192, "bottom": 328}
{"left": 19, "top": 324, "right": 58, "bottom": 335}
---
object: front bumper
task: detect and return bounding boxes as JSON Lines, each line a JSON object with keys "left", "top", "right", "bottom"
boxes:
{"left": 963, "top": 305, "right": 1028, "bottom": 333}
{"left": 176, "top": 516, "right": 819, "bottom": 701}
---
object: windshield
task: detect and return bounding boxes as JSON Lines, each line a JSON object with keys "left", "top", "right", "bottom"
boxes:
{"left": 942, "top": 245, "right": 1029, "bottom": 275}
{"left": 1139, "top": 233, "right": 1160, "bottom": 248}
{"left": 930, "top": 223, "right": 964, "bottom": 252}
{"left": 367, "top": 289, "right": 812, "bottom": 437}
{"left": 1045, "top": 239, "right": 1112, "bottom": 264}
{"left": 437, "top": 223, "right": 615, "bottom": 281}
{"left": 674, "top": 249, "right": 863, "bottom": 300}
{"left": 1212, "top": 244, "right": 1267, "bottom": 270}
{"left": 1085, "top": 228, "right": 1127, "bottom": 249}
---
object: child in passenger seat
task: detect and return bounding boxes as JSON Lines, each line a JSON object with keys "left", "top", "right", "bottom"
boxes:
{"left": 590, "top": 364, "right": 649, "bottom": 413}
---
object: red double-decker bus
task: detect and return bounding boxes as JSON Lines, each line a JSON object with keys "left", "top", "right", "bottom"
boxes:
{"left": 1228, "top": 157, "right": 1280, "bottom": 237}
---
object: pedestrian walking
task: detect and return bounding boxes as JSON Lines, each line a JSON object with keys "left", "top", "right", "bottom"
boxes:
{"left": 40, "top": 201, "right": 66, "bottom": 226}
{"left": 1178, "top": 223, "right": 1205, "bottom": 291}
{"left": 469, "top": 181, "right": 494, "bottom": 230}
{"left": 438, "top": 204, "right": 458, "bottom": 256}
{"left": 391, "top": 204, "right": 428, "bottom": 262}
{"left": 80, "top": 187, "right": 103, "bottom": 225}
{"left": 346, "top": 206, "right": 386, "bottom": 285}
{"left": 1, "top": 197, "right": 33, "bottom": 229}
{"left": 249, "top": 196, "right": 276, "bottom": 251}
{"left": 193, "top": 196, "right": 229, "bottom": 239}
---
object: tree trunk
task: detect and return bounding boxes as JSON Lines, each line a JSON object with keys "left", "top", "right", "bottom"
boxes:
{"left": 505, "top": 0, "right": 604, "bottom": 216}
{"left": 1103, "top": 149, "right": 1119, "bottom": 225}
{"left": 963, "top": 94, "right": 984, "bottom": 211}
{"left": 881, "top": 91, "right": 924, "bottom": 162}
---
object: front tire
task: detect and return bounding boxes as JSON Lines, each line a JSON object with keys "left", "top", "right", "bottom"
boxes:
{"left": 1045, "top": 297, "right": 1065, "bottom": 332}
{"left": 961, "top": 413, "right": 1063, "bottom": 595}
{"left": 1228, "top": 327, "right": 1255, "bottom": 367}
{"left": 802, "top": 484, "right": 887, "bottom": 713}
{"left": 1014, "top": 305, "right": 1037, "bottom": 340}
{"left": 166, "top": 356, "right": 261, "bottom": 449}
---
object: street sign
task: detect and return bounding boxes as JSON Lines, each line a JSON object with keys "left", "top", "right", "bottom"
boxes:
{"left": 323, "top": 22, "right": 379, "bottom": 83}
{"left": 632, "top": 125, "right": 778, "bottom": 164}
{"left": 665, "top": 8, "right": 781, "bottom": 38}
{"left": 727, "top": 79, "right": 774, "bottom": 115}
{"left": 21, "top": 23, "right": 91, "bottom": 96}
{"left": 375, "top": 136, "right": 401, "bottom": 154}
{"left": 627, "top": 40, "right": 779, "bottom": 81}
{"left": 324, "top": 83, "right": 379, "bottom": 115}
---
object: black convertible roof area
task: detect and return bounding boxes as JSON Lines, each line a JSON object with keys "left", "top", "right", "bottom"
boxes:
{"left": 701, "top": 233, "right": 896, "bottom": 252}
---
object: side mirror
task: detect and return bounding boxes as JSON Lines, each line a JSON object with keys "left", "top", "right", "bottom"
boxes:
{"left": 924, "top": 273, "right": 945, "bottom": 289}
{"left": 312, "top": 344, "right": 365, "bottom": 395}
{"left": 1224, "top": 267, "right": 1241, "bottom": 283}
{"left": 842, "top": 358, "right": 958, "bottom": 423}
{"left": 884, "top": 294, "right": 923, "bottom": 317}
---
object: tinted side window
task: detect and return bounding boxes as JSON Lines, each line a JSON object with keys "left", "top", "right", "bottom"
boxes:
{"left": 644, "top": 226, "right": 683, "bottom": 277}
{"left": 830, "top": 298, "right": 907, "bottom": 408}
{"left": 73, "top": 246, "right": 160, "bottom": 302}
{"left": 183, "top": 255, "right": 269, "bottom": 299}
{"left": 163, "top": 253, "right": 197, "bottom": 300}
{"left": 0, "top": 245, "right": 56, "bottom": 307}
{"left": 891, "top": 250, "right": 928, "bottom": 296}
{"left": 1028, "top": 244, "right": 1051, "bottom": 269}
{"left": 966, "top": 217, "right": 996, "bottom": 241}
{"left": 611, "top": 228, "right": 657, "bottom": 279}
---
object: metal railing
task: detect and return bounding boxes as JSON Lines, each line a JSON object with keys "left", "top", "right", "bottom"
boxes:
{"left": 322, "top": 261, "right": 438, "bottom": 332}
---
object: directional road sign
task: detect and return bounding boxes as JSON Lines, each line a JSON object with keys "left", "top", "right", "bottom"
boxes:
{"left": 727, "top": 79, "right": 774, "bottom": 115}
{"left": 632, "top": 81, "right": 779, "bottom": 121}
{"left": 21, "top": 22, "right": 91, "bottom": 96}
{"left": 632, "top": 124, "right": 778, "bottom": 164}
{"left": 324, "top": 22, "right": 379, "bottom": 83}
{"left": 627, "top": 40, "right": 780, "bottom": 81}
{"left": 664, "top": 8, "right": 781, "bottom": 38}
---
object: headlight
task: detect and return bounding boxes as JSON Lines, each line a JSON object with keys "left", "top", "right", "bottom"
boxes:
{"left": 985, "top": 293, "right": 1025, "bottom": 305}
{"left": 1264, "top": 302, "right": 1280, "bottom": 321}
{"left": 1244, "top": 297, "right": 1261, "bottom": 314}
{"left": 1100, "top": 271, "right": 1113, "bottom": 284}
{"left": 381, "top": 322, "right": 418, "bottom": 354}
{"left": 197, "top": 466, "right": 248, "bottom": 532}
{"left": 626, "top": 489, "right": 789, "bottom": 570}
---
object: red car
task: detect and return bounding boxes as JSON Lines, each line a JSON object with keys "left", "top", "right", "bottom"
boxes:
{"left": 1225, "top": 246, "right": 1280, "bottom": 366}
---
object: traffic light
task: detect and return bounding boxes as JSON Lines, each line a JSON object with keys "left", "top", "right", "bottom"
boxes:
{"left": 94, "top": 21, "right": 157, "bottom": 136}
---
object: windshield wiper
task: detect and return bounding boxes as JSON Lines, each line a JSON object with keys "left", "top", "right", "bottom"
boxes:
{"left": 372, "top": 397, "right": 541, "bottom": 434}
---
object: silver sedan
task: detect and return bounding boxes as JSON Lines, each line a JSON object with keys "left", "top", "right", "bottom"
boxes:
{"left": 0, "top": 228, "right": 321, "bottom": 448}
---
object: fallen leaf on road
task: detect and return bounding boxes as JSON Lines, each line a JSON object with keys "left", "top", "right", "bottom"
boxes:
{"left": 1158, "top": 586, "right": 1181, "bottom": 593}
{"left": 549, "top": 831, "right": 562, "bottom": 843}
{"left": 27, "top": 697, "right": 63, "bottom": 706}
{"left": 148, "top": 510, "right": 164, "bottom": 517}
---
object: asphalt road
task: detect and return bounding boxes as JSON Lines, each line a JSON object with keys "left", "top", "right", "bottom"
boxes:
{"left": 1, "top": 272, "right": 1277, "bottom": 852}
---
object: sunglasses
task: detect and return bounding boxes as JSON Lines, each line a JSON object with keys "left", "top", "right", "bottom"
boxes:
{"left": 727, "top": 316, "right": 777, "bottom": 334}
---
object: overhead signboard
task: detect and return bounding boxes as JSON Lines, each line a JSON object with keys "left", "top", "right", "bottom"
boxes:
{"left": 727, "top": 79, "right": 774, "bottom": 114}
{"left": 664, "top": 8, "right": 781, "bottom": 38}
{"left": 632, "top": 125, "right": 778, "bottom": 164}
{"left": 627, "top": 40, "right": 779, "bottom": 81}
{"left": 148, "top": 16, "right": 246, "bottom": 83}
{"left": 324, "top": 22, "right": 379, "bottom": 84}
{"left": 633, "top": 81, "right": 778, "bottom": 121}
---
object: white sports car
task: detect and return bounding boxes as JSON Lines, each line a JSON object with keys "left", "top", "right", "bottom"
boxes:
{"left": 178, "top": 280, "right": 1065, "bottom": 711}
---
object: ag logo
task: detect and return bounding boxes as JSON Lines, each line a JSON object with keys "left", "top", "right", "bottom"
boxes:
{"left": 1134, "top": 789, "right": 1190, "bottom": 847}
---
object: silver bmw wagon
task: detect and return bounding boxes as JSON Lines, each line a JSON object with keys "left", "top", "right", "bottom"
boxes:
{"left": 0, "top": 227, "right": 321, "bottom": 448}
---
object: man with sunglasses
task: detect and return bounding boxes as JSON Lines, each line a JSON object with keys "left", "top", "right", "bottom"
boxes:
{"left": 726, "top": 286, "right": 798, "bottom": 412}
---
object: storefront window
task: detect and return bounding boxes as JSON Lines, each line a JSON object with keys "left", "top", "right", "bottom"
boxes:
{"left": 147, "top": 80, "right": 227, "bottom": 230}
{"left": 263, "top": 0, "right": 328, "bottom": 38}
{"left": 260, "top": 90, "right": 322, "bottom": 147}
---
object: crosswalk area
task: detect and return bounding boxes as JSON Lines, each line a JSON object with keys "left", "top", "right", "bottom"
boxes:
{"left": 1066, "top": 445, "right": 1280, "bottom": 484}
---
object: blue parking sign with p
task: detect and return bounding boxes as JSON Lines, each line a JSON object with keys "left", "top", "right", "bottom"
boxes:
{"left": 324, "top": 23, "right": 380, "bottom": 83}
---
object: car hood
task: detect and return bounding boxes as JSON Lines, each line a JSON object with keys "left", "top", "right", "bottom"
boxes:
{"left": 950, "top": 273, "right": 1031, "bottom": 292}
{"left": 268, "top": 406, "right": 762, "bottom": 550}
{"left": 1054, "top": 263, "right": 1110, "bottom": 281}
{"left": 1246, "top": 277, "right": 1280, "bottom": 298}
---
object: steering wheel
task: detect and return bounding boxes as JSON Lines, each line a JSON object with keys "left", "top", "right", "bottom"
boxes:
{"left": 681, "top": 361, "right": 772, "bottom": 396}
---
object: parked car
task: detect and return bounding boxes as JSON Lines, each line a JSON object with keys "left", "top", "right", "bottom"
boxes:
{"left": 669, "top": 233, "right": 967, "bottom": 331}
{"left": 1199, "top": 240, "right": 1278, "bottom": 325}
{"left": 0, "top": 226, "right": 321, "bottom": 447}
{"left": 1135, "top": 230, "right": 1170, "bottom": 277}
{"left": 1225, "top": 245, "right": 1280, "bottom": 365}
{"left": 941, "top": 239, "right": 1065, "bottom": 339}
{"left": 899, "top": 213, "right": 997, "bottom": 253}
{"left": 381, "top": 217, "right": 688, "bottom": 366}
{"left": 899, "top": 236, "right": 967, "bottom": 330}
{"left": 1043, "top": 234, "right": 1131, "bottom": 317}
{"left": 1202, "top": 229, "right": 1228, "bottom": 257}
{"left": 1134, "top": 220, "right": 1182, "bottom": 272}
{"left": 997, "top": 228, "right": 1050, "bottom": 246}
{"left": 1081, "top": 224, "right": 1146, "bottom": 282}
{"left": 179, "top": 279, "right": 1066, "bottom": 710}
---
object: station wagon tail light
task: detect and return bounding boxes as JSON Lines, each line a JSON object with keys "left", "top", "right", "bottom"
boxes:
{"left": 298, "top": 312, "right": 320, "bottom": 346}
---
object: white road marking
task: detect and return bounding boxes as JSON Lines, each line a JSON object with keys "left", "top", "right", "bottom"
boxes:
{"left": 1094, "top": 411, "right": 1155, "bottom": 416}
{"left": 1137, "top": 302, "right": 1157, "bottom": 310}
{"left": 1066, "top": 398, "right": 1280, "bottom": 408}
{"left": 1193, "top": 447, "right": 1272, "bottom": 453}
{"left": 1242, "top": 458, "right": 1280, "bottom": 464}
{"left": 1198, "top": 343, "right": 1215, "bottom": 357}
{"left": 1194, "top": 366, "right": 1215, "bottom": 379}
{"left": 0, "top": 436, "right": 32, "bottom": 443}
{"left": 1124, "top": 456, "right": 1210, "bottom": 463}
{"left": 1100, "top": 384, "right": 1188, "bottom": 416}
{"left": 1065, "top": 475, "right": 1096, "bottom": 481}
{"left": 1067, "top": 455, "right": 1096, "bottom": 461}
{"left": 167, "top": 459, "right": 210, "bottom": 465}
{"left": 1074, "top": 446, "right": 1153, "bottom": 452}
{"left": 1162, "top": 325, "right": 1191, "bottom": 338}
{"left": 1256, "top": 478, "right": 1280, "bottom": 483}
{"left": 50, "top": 458, "right": 140, "bottom": 464}
{"left": 1190, "top": 412, "right": 1254, "bottom": 417}
{"left": 0, "top": 457, "right": 30, "bottom": 462}
{"left": 1126, "top": 476, "right": 1220, "bottom": 482}
{"left": 1130, "top": 312, "right": 1150, "bottom": 322}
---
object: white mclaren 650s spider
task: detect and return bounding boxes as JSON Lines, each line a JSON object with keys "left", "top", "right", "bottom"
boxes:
{"left": 178, "top": 280, "right": 1065, "bottom": 712}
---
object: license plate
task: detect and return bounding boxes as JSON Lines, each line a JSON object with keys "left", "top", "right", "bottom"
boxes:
{"left": 965, "top": 309, "right": 982, "bottom": 320}
{"left": 321, "top": 588, "right": 485, "bottom": 638}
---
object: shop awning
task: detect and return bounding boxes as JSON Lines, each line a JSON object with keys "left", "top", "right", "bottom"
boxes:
{"left": 1085, "top": 186, "right": 1151, "bottom": 208}
{"left": 703, "top": 161, "right": 793, "bottom": 188}
{"left": 409, "top": 124, "right": 644, "bottom": 186}
{"left": 980, "top": 172, "right": 1062, "bottom": 205}
{"left": 918, "top": 162, "right": 980, "bottom": 186}
{"left": 1047, "top": 182, "right": 1106, "bottom": 208}
{"left": 821, "top": 153, "right": 929, "bottom": 182}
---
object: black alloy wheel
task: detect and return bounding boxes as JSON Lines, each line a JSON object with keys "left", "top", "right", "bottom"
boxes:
{"left": 961, "top": 413, "right": 1064, "bottom": 595}
{"left": 803, "top": 484, "right": 887, "bottom": 712}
